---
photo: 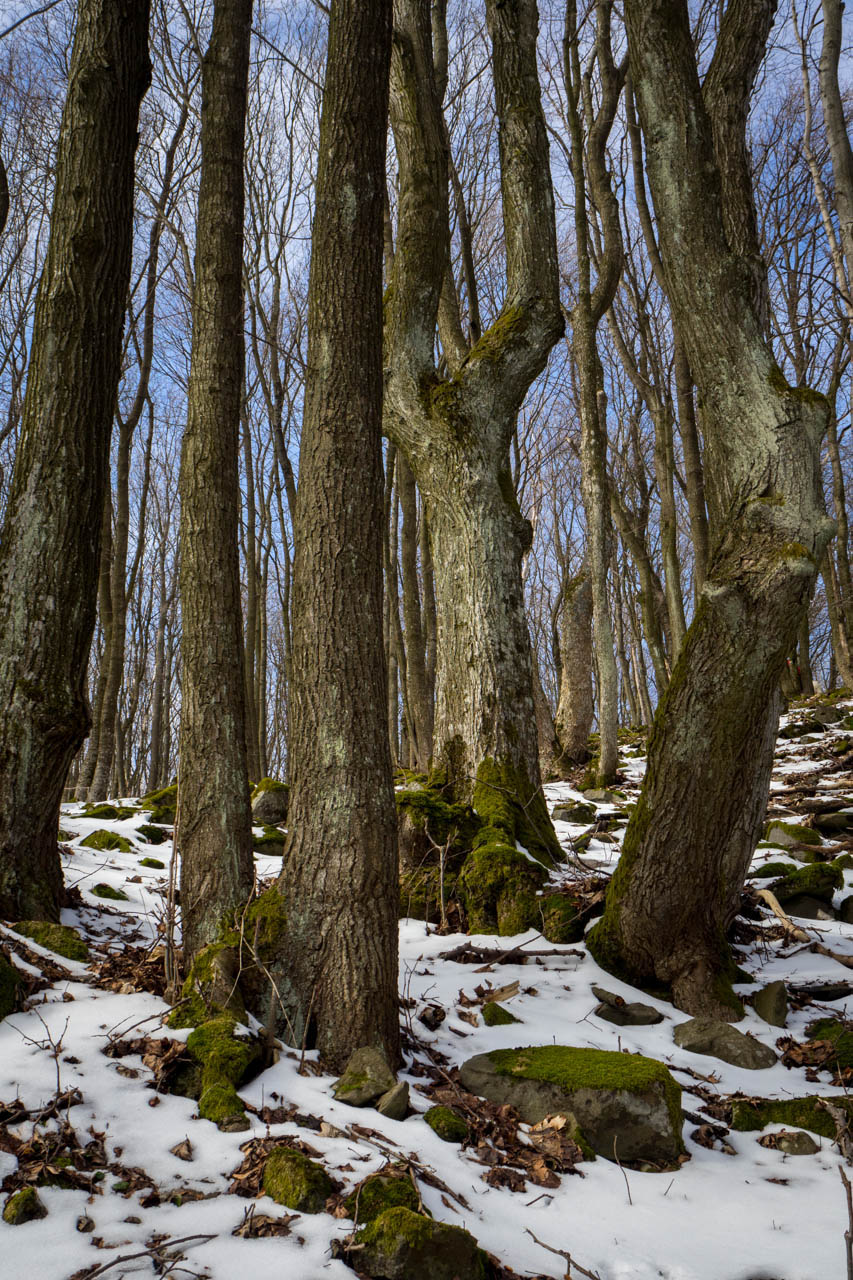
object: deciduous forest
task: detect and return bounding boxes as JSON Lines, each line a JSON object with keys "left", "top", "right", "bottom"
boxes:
{"left": 0, "top": 1, "right": 852, "bottom": 1277}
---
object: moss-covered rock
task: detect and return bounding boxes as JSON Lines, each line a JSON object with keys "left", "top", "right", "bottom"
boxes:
{"left": 460, "top": 843, "right": 545, "bottom": 935}
{"left": 353, "top": 1207, "right": 489, "bottom": 1280}
{"left": 2, "top": 1187, "right": 47, "bottom": 1225}
{"left": 252, "top": 825, "right": 286, "bottom": 853}
{"left": 334, "top": 1046, "right": 396, "bottom": 1106}
{"left": 772, "top": 862, "right": 843, "bottom": 905}
{"left": 539, "top": 892, "right": 584, "bottom": 943}
{"left": 472, "top": 756, "right": 561, "bottom": 867}
{"left": 763, "top": 820, "right": 823, "bottom": 849}
{"left": 424, "top": 1105, "right": 468, "bottom": 1143}
{"left": 551, "top": 801, "right": 596, "bottom": 824}
{"left": 459, "top": 1045, "right": 684, "bottom": 1166}
{"left": 140, "top": 783, "right": 177, "bottom": 825}
{"left": 80, "top": 829, "right": 133, "bottom": 853}
{"left": 91, "top": 882, "right": 129, "bottom": 901}
{"left": 263, "top": 1146, "right": 333, "bottom": 1212}
{"left": 186, "top": 1014, "right": 262, "bottom": 1128}
{"left": 396, "top": 781, "right": 480, "bottom": 923}
{"left": 747, "top": 861, "right": 797, "bottom": 879}
{"left": 482, "top": 1001, "right": 519, "bottom": 1026}
{"left": 58, "top": 828, "right": 75, "bottom": 843}
{"left": 344, "top": 1172, "right": 420, "bottom": 1224}
{"left": 0, "top": 951, "right": 22, "bottom": 1021}
{"left": 139, "top": 857, "right": 165, "bottom": 869}
{"left": 137, "top": 823, "right": 169, "bottom": 845}
{"left": 250, "top": 777, "right": 289, "bottom": 826}
{"left": 806, "top": 1018, "right": 853, "bottom": 1071}
{"left": 12, "top": 921, "right": 88, "bottom": 962}
{"left": 730, "top": 1095, "right": 853, "bottom": 1138}
{"left": 84, "top": 803, "right": 137, "bottom": 820}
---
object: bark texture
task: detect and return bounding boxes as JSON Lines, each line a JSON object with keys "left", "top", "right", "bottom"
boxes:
{"left": 0, "top": 0, "right": 150, "bottom": 921}
{"left": 386, "top": 0, "right": 563, "bottom": 856}
{"left": 177, "top": 0, "right": 255, "bottom": 965}
{"left": 274, "top": 0, "right": 399, "bottom": 1070}
{"left": 555, "top": 569, "right": 594, "bottom": 766}
{"left": 588, "top": 0, "right": 834, "bottom": 1016}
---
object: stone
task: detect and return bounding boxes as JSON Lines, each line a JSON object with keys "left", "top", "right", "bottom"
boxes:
{"left": 458, "top": 1045, "right": 683, "bottom": 1166}
{"left": 263, "top": 1147, "right": 334, "bottom": 1213}
{"left": 551, "top": 801, "right": 596, "bottom": 824}
{"left": 343, "top": 1173, "right": 420, "bottom": 1225}
{"left": 773, "top": 861, "right": 842, "bottom": 905}
{"left": 353, "top": 1207, "right": 488, "bottom": 1280}
{"left": 0, "top": 952, "right": 21, "bottom": 1021}
{"left": 811, "top": 706, "right": 844, "bottom": 726}
{"left": 814, "top": 811, "right": 853, "bottom": 834}
{"left": 582, "top": 788, "right": 620, "bottom": 803}
{"left": 782, "top": 894, "right": 835, "bottom": 920}
{"left": 251, "top": 777, "right": 289, "bottom": 826}
{"left": 774, "top": 1129, "right": 819, "bottom": 1155}
{"left": 592, "top": 986, "right": 663, "bottom": 1026}
{"left": 2, "top": 1187, "right": 47, "bottom": 1225}
{"left": 839, "top": 895, "right": 853, "bottom": 924}
{"left": 752, "top": 981, "right": 787, "bottom": 1028}
{"left": 376, "top": 1081, "right": 409, "bottom": 1120}
{"left": 423, "top": 1105, "right": 468, "bottom": 1143}
{"left": 334, "top": 1046, "right": 396, "bottom": 1107}
{"left": 673, "top": 1017, "right": 777, "bottom": 1069}
{"left": 482, "top": 1000, "right": 520, "bottom": 1026}
{"left": 764, "top": 821, "right": 822, "bottom": 850}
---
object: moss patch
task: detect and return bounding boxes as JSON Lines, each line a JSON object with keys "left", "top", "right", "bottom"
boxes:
{"left": 343, "top": 1172, "right": 420, "bottom": 1224}
{"left": 539, "top": 892, "right": 584, "bottom": 943}
{"left": 252, "top": 776, "right": 289, "bottom": 798}
{"left": 747, "top": 861, "right": 797, "bottom": 879}
{"left": 472, "top": 756, "right": 561, "bottom": 867}
{"left": 139, "top": 857, "right": 165, "bottom": 870}
{"left": 772, "top": 862, "right": 842, "bottom": 905}
{"left": 807, "top": 1018, "right": 853, "bottom": 1071}
{"left": 730, "top": 1095, "right": 853, "bottom": 1138}
{"left": 263, "top": 1147, "right": 333, "bottom": 1212}
{"left": 80, "top": 829, "right": 133, "bottom": 853}
{"left": 187, "top": 1015, "right": 261, "bottom": 1128}
{"left": 252, "top": 826, "right": 286, "bottom": 852}
{"left": 353, "top": 1206, "right": 488, "bottom": 1280}
{"left": 91, "top": 883, "right": 129, "bottom": 901}
{"left": 140, "top": 783, "right": 177, "bottom": 825}
{"left": 137, "top": 823, "right": 169, "bottom": 845}
{"left": 482, "top": 1001, "right": 519, "bottom": 1026}
{"left": 763, "top": 820, "right": 823, "bottom": 847}
{"left": 460, "top": 843, "right": 545, "bottom": 935}
{"left": 12, "top": 921, "right": 88, "bottom": 962}
{"left": 424, "top": 1105, "right": 468, "bottom": 1143}
{"left": 2, "top": 1187, "right": 47, "bottom": 1225}
{"left": 84, "top": 803, "right": 137, "bottom": 820}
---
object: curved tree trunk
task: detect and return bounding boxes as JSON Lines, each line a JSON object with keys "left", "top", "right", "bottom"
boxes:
{"left": 588, "top": 0, "right": 833, "bottom": 1018}
{"left": 0, "top": 0, "right": 150, "bottom": 921}
{"left": 177, "top": 0, "right": 255, "bottom": 966}
{"left": 272, "top": 0, "right": 398, "bottom": 1070}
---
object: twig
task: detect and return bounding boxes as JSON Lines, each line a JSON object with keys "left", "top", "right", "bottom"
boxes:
{"left": 71, "top": 1233, "right": 216, "bottom": 1279}
{"left": 525, "top": 1227, "right": 602, "bottom": 1280}
{"left": 613, "top": 1137, "right": 633, "bottom": 1206}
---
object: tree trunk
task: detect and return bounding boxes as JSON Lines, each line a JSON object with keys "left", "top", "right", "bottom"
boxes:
{"left": 398, "top": 455, "right": 432, "bottom": 770}
{"left": 588, "top": 0, "right": 834, "bottom": 1018}
{"left": 554, "top": 567, "right": 594, "bottom": 764}
{"left": 273, "top": 0, "right": 399, "bottom": 1070}
{"left": 0, "top": 0, "right": 150, "bottom": 921}
{"left": 75, "top": 494, "right": 114, "bottom": 800}
{"left": 177, "top": 0, "right": 255, "bottom": 966}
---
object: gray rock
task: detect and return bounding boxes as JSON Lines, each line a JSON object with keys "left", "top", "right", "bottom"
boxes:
{"left": 582, "top": 788, "right": 621, "bottom": 804}
{"left": 458, "top": 1045, "right": 683, "bottom": 1166}
{"left": 673, "top": 1017, "right": 777, "bottom": 1069}
{"left": 839, "top": 895, "right": 853, "bottom": 925}
{"left": 552, "top": 801, "right": 596, "bottom": 824}
{"left": 775, "top": 1129, "right": 819, "bottom": 1156}
{"left": 592, "top": 986, "right": 663, "bottom": 1026}
{"left": 752, "top": 981, "right": 788, "bottom": 1029}
{"left": 251, "top": 781, "right": 289, "bottom": 826}
{"left": 334, "top": 1046, "right": 396, "bottom": 1107}
{"left": 353, "top": 1207, "right": 487, "bottom": 1280}
{"left": 812, "top": 706, "right": 844, "bottom": 726}
{"left": 784, "top": 894, "right": 836, "bottom": 921}
{"left": 813, "top": 811, "right": 853, "bottom": 834}
{"left": 376, "top": 1081, "right": 409, "bottom": 1121}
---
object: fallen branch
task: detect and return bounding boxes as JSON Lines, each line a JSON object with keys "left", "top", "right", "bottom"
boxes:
{"left": 525, "top": 1227, "right": 602, "bottom": 1280}
{"left": 439, "top": 938, "right": 582, "bottom": 966}
{"left": 757, "top": 889, "right": 853, "bottom": 970}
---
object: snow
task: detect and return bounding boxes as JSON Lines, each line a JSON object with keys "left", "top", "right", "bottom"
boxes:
{"left": 2, "top": 716, "right": 853, "bottom": 1279}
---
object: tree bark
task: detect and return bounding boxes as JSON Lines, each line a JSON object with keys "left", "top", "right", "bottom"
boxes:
{"left": 554, "top": 568, "right": 594, "bottom": 765}
{"left": 588, "top": 0, "right": 834, "bottom": 1017}
{"left": 273, "top": 0, "right": 399, "bottom": 1070}
{"left": 0, "top": 0, "right": 150, "bottom": 921}
{"left": 177, "top": 0, "right": 255, "bottom": 966}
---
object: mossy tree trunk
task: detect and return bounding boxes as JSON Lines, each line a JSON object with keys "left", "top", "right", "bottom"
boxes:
{"left": 588, "top": 0, "right": 834, "bottom": 1017}
{"left": 273, "top": 0, "right": 399, "bottom": 1071}
{"left": 554, "top": 568, "right": 594, "bottom": 767}
{"left": 177, "top": 0, "right": 255, "bottom": 966}
{"left": 386, "top": 0, "right": 563, "bottom": 856}
{"left": 0, "top": 0, "right": 150, "bottom": 921}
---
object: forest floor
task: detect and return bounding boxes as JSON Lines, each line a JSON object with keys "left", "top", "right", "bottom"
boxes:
{"left": 2, "top": 704, "right": 853, "bottom": 1279}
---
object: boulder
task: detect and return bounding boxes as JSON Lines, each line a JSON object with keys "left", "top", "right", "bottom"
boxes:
{"left": 763, "top": 821, "right": 822, "bottom": 851}
{"left": 552, "top": 801, "right": 596, "bottom": 824}
{"left": 592, "top": 986, "right": 663, "bottom": 1027}
{"left": 2, "top": 1188, "right": 47, "bottom": 1225}
{"left": 334, "top": 1046, "right": 396, "bottom": 1107}
{"left": 376, "top": 1081, "right": 409, "bottom": 1120}
{"left": 752, "top": 981, "right": 787, "bottom": 1029}
{"left": 673, "top": 1017, "right": 777, "bottom": 1069}
{"left": 263, "top": 1147, "right": 333, "bottom": 1212}
{"left": 458, "top": 1045, "right": 683, "bottom": 1166}
{"left": 343, "top": 1173, "right": 420, "bottom": 1225}
{"left": 251, "top": 777, "right": 289, "bottom": 826}
{"left": 775, "top": 1129, "right": 819, "bottom": 1155}
{"left": 839, "top": 895, "right": 853, "bottom": 925}
{"left": 783, "top": 894, "right": 835, "bottom": 921}
{"left": 424, "top": 1105, "right": 468, "bottom": 1143}
{"left": 352, "top": 1207, "right": 488, "bottom": 1280}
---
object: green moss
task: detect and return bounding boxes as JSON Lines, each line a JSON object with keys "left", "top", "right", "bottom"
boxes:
{"left": 139, "top": 857, "right": 165, "bottom": 869}
{"left": 472, "top": 756, "right": 561, "bottom": 867}
{"left": 835, "top": 854, "right": 853, "bottom": 871}
{"left": 12, "top": 921, "right": 88, "bottom": 962}
{"left": 767, "top": 362, "right": 828, "bottom": 408}
{"left": 488, "top": 1046, "right": 683, "bottom": 1146}
{"left": 343, "top": 1172, "right": 420, "bottom": 1224}
{"left": 253, "top": 826, "right": 286, "bottom": 851}
{"left": 2, "top": 1187, "right": 46, "bottom": 1225}
{"left": 730, "top": 1095, "right": 853, "bottom": 1138}
{"left": 807, "top": 1018, "right": 853, "bottom": 1070}
{"left": 539, "top": 892, "right": 584, "bottom": 943}
{"left": 252, "top": 776, "right": 288, "bottom": 797}
{"left": 83, "top": 803, "right": 137, "bottom": 820}
{"left": 747, "top": 861, "right": 797, "bottom": 878}
{"left": 186, "top": 1015, "right": 261, "bottom": 1128}
{"left": 263, "top": 1147, "right": 333, "bottom": 1212}
{"left": 91, "top": 882, "right": 129, "bottom": 901}
{"left": 137, "top": 824, "right": 168, "bottom": 845}
{"left": 772, "top": 861, "right": 842, "bottom": 905}
{"left": 482, "top": 1001, "right": 519, "bottom": 1026}
{"left": 80, "top": 829, "right": 133, "bottom": 853}
{"left": 424, "top": 1105, "right": 468, "bottom": 1143}
{"left": 353, "top": 1207, "right": 488, "bottom": 1279}
{"left": 0, "top": 953, "right": 21, "bottom": 1020}
{"left": 764, "top": 820, "right": 822, "bottom": 847}
{"left": 460, "top": 843, "right": 545, "bottom": 935}
{"left": 140, "top": 783, "right": 177, "bottom": 825}
{"left": 395, "top": 787, "right": 480, "bottom": 850}
{"left": 58, "top": 828, "right": 75, "bottom": 843}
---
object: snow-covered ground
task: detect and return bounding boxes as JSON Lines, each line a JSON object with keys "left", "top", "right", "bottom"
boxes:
{"left": 2, "top": 705, "right": 853, "bottom": 1279}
